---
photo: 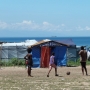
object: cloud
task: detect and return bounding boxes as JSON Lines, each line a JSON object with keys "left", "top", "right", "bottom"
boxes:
{"left": 61, "top": 24, "right": 65, "bottom": 26}
{"left": 10, "top": 20, "right": 40, "bottom": 30}
{"left": 42, "top": 21, "right": 58, "bottom": 31}
{"left": 85, "top": 26, "right": 90, "bottom": 30}
{"left": 76, "top": 26, "right": 84, "bottom": 31}
{"left": 76, "top": 26, "right": 90, "bottom": 31}
{"left": 0, "top": 21, "right": 8, "bottom": 29}
{"left": 0, "top": 20, "right": 90, "bottom": 32}
{"left": 42, "top": 22, "right": 65, "bottom": 31}
{"left": 0, "top": 21, "right": 65, "bottom": 31}
{"left": 22, "top": 20, "right": 32, "bottom": 24}
{"left": 43, "top": 22, "right": 52, "bottom": 26}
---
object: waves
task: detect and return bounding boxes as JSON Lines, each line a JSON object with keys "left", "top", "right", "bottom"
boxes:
{"left": 0, "top": 37, "right": 90, "bottom": 46}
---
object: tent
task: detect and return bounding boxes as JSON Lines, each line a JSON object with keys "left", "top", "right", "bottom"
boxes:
{"left": 29, "top": 40, "right": 71, "bottom": 68}
{"left": 0, "top": 40, "right": 37, "bottom": 61}
{"left": 58, "top": 39, "right": 77, "bottom": 62}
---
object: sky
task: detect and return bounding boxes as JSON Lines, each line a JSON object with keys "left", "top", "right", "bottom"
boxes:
{"left": 0, "top": 0, "right": 90, "bottom": 37}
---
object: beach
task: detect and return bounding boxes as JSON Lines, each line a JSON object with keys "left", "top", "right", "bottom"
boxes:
{"left": 0, "top": 66, "right": 90, "bottom": 90}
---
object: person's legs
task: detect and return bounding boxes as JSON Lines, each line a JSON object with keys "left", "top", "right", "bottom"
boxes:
{"left": 83, "top": 62, "right": 88, "bottom": 75}
{"left": 55, "top": 68, "right": 58, "bottom": 76}
{"left": 82, "top": 67, "right": 84, "bottom": 75}
{"left": 81, "top": 62, "right": 84, "bottom": 75}
{"left": 47, "top": 65, "right": 52, "bottom": 77}
{"left": 29, "top": 66, "right": 31, "bottom": 76}
{"left": 28, "top": 66, "right": 31, "bottom": 76}
{"left": 51, "top": 64, "right": 58, "bottom": 76}
{"left": 27, "top": 66, "right": 30, "bottom": 76}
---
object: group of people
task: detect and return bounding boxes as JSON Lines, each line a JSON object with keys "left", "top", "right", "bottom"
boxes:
{"left": 24, "top": 46, "right": 88, "bottom": 77}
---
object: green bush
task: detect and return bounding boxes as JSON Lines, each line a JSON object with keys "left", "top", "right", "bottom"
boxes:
{"left": 0, "top": 58, "right": 25, "bottom": 66}
{"left": 67, "top": 59, "right": 80, "bottom": 67}
{"left": 67, "top": 58, "right": 90, "bottom": 67}
{"left": 0, "top": 60, "right": 5, "bottom": 66}
{"left": 18, "top": 59, "right": 25, "bottom": 65}
{"left": 1, "top": 58, "right": 90, "bottom": 67}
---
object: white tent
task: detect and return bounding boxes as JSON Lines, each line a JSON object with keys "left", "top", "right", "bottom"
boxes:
{"left": 0, "top": 40, "right": 38, "bottom": 60}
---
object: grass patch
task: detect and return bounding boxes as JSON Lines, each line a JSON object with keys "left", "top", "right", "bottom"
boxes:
{"left": 0, "top": 58, "right": 25, "bottom": 67}
{"left": 67, "top": 59, "right": 90, "bottom": 67}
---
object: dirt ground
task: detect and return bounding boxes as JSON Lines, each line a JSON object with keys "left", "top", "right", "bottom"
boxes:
{"left": 0, "top": 66, "right": 90, "bottom": 90}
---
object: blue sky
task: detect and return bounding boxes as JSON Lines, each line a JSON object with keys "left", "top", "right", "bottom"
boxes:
{"left": 0, "top": 0, "right": 90, "bottom": 37}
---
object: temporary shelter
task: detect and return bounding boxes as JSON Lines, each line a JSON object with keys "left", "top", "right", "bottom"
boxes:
{"left": 0, "top": 40, "right": 37, "bottom": 61}
{"left": 0, "top": 39, "right": 77, "bottom": 68}
{"left": 29, "top": 39, "right": 73, "bottom": 68}
{"left": 58, "top": 39, "right": 77, "bottom": 62}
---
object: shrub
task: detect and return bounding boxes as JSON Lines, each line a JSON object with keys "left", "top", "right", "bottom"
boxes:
{"left": 18, "top": 59, "right": 25, "bottom": 66}
{"left": 67, "top": 59, "right": 80, "bottom": 67}
{"left": 67, "top": 58, "right": 90, "bottom": 67}
{"left": 0, "top": 58, "right": 25, "bottom": 66}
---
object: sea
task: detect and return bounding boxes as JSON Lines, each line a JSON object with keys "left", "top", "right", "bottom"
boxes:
{"left": 0, "top": 37, "right": 90, "bottom": 47}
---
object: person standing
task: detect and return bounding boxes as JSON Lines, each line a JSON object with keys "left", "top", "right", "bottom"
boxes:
{"left": 24, "top": 48, "right": 33, "bottom": 77}
{"left": 79, "top": 46, "right": 88, "bottom": 75}
{"left": 47, "top": 52, "right": 58, "bottom": 77}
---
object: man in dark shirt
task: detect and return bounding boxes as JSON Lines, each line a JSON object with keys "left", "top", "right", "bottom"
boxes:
{"left": 79, "top": 46, "right": 88, "bottom": 75}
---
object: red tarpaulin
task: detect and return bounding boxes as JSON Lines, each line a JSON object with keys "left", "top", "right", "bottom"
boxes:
{"left": 40, "top": 46, "right": 51, "bottom": 68}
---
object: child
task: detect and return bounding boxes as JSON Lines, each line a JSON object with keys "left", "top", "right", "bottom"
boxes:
{"left": 24, "top": 48, "right": 33, "bottom": 77}
{"left": 47, "top": 52, "right": 58, "bottom": 77}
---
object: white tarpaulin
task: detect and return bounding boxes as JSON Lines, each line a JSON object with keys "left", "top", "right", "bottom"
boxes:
{"left": 0, "top": 40, "right": 37, "bottom": 60}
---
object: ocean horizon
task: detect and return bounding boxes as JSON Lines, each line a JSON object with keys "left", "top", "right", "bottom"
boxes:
{"left": 0, "top": 36, "right": 90, "bottom": 46}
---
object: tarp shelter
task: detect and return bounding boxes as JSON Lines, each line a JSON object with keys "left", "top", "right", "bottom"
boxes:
{"left": 58, "top": 39, "right": 77, "bottom": 62}
{"left": 29, "top": 40, "right": 70, "bottom": 68}
{"left": 0, "top": 40, "right": 38, "bottom": 61}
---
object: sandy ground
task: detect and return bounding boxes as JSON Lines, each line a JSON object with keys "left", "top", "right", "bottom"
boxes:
{"left": 0, "top": 65, "right": 89, "bottom": 77}
{"left": 0, "top": 66, "right": 90, "bottom": 90}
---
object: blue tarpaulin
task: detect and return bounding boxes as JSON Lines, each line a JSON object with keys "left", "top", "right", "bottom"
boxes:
{"left": 31, "top": 40, "right": 76, "bottom": 68}
{"left": 52, "top": 46, "right": 67, "bottom": 66}
{"left": 32, "top": 47, "right": 41, "bottom": 67}
{"left": 32, "top": 46, "right": 67, "bottom": 67}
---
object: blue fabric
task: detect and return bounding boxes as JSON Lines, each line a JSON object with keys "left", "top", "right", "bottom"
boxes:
{"left": 52, "top": 46, "right": 67, "bottom": 66}
{"left": 32, "top": 47, "right": 41, "bottom": 67}
{"left": 58, "top": 39, "right": 75, "bottom": 46}
{"left": 57, "top": 39, "right": 76, "bottom": 47}
{"left": 32, "top": 46, "right": 67, "bottom": 67}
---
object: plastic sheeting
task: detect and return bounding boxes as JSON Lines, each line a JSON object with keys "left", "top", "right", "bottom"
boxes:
{"left": 52, "top": 46, "right": 67, "bottom": 66}
{"left": 67, "top": 48, "right": 77, "bottom": 61}
{"left": 32, "top": 47, "right": 41, "bottom": 67}
{"left": 17, "top": 46, "right": 27, "bottom": 58}
{"left": 1, "top": 46, "right": 8, "bottom": 59}
{"left": 41, "top": 46, "right": 51, "bottom": 68}
{"left": 31, "top": 46, "right": 77, "bottom": 67}
{"left": 0, "top": 46, "right": 27, "bottom": 60}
